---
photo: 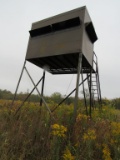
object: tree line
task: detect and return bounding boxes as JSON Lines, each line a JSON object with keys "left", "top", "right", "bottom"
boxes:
{"left": 0, "top": 89, "right": 120, "bottom": 109}
{"left": 0, "top": 89, "right": 74, "bottom": 105}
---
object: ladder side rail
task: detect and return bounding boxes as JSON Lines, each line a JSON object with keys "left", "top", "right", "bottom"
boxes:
{"left": 94, "top": 52, "right": 101, "bottom": 106}
{"left": 93, "top": 52, "right": 102, "bottom": 108}
{"left": 96, "top": 57, "right": 102, "bottom": 107}
{"left": 91, "top": 52, "right": 97, "bottom": 108}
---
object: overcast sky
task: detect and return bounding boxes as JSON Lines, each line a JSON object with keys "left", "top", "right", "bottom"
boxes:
{"left": 0, "top": 0, "right": 120, "bottom": 99}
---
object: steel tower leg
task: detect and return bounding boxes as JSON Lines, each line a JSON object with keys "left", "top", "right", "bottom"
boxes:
{"left": 40, "top": 70, "right": 46, "bottom": 106}
{"left": 89, "top": 68, "right": 92, "bottom": 118}
{"left": 24, "top": 67, "right": 52, "bottom": 115}
{"left": 11, "top": 60, "right": 26, "bottom": 107}
{"left": 73, "top": 53, "right": 82, "bottom": 122}
{"left": 14, "top": 76, "right": 43, "bottom": 116}
{"left": 51, "top": 74, "right": 90, "bottom": 112}
{"left": 81, "top": 71, "right": 88, "bottom": 115}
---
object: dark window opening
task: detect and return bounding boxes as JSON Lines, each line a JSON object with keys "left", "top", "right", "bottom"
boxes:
{"left": 29, "top": 17, "right": 81, "bottom": 37}
{"left": 29, "top": 25, "right": 52, "bottom": 37}
{"left": 85, "top": 22, "right": 98, "bottom": 43}
{"left": 52, "top": 17, "right": 81, "bottom": 31}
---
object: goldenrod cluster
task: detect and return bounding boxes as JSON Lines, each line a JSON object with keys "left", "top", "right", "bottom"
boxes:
{"left": 63, "top": 147, "right": 75, "bottom": 160}
{"left": 83, "top": 129, "right": 96, "bottom": 141}
{"left": 110, "top": 139, "right": 117, "bottom": 144}
{"left": 111, "top": 122, "right": 120, "bottom": 136}
{"left": 76, "top": 113, "right": 88, "bottom": 122}
{"left": 51, "top": 124, "right": 67, "bottom": 138}
{"left": 102, "top": 144, "right": 112, "bottom": 160}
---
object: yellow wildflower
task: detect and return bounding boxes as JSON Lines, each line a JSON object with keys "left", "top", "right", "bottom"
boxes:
{"left": 83, "top": 129, "right": 96, "bottom": 141}
{"left": 76, "top": 113, "right": 88, "bottom": 122}
{"left": 102, "top": 144, "right": 112, "bottom": 160}
{"left": 110, "top": 139, "right": 117, "bottom": 145}
{"left": 51, "top": 124, "right": 67, "bottom": 138}
{"left": 74, "top": 142, "right": 79, "bottom": 147}
{"left": 63, "top": 147, "right": 75, "bottom": 160}
{"left": 111, "top": 122, "right": 120, "bottom": 136}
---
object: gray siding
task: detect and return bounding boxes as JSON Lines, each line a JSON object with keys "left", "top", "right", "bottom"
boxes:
{"left": 25, "top": 6, "right": 97, "bottom": 73}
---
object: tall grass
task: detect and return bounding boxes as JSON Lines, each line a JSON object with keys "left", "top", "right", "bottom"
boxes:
{"left": 0, "top": 100, "right": 120, "bottom": 160}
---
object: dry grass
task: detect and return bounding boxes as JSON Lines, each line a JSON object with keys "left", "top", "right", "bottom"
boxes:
{"left": 0, "top": 100, "right": 120, "bottom": 160}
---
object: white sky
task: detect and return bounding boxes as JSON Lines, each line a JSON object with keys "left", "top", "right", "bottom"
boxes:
{"left": 0, "top": 0, "right": 120, "bottom": 99}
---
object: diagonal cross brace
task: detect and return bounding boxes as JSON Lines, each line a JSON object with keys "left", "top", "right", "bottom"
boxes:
{"left": 52, "top": 74, "right": 90, "bottom": 112}
{"left": 14, "top": 76, "right": 43, "bottom": 116}
{"left": 25, "top": 67, "right": 52, "bottom": 115}
{"left": 11, "top": 61, "right": 26, "bottom": 107}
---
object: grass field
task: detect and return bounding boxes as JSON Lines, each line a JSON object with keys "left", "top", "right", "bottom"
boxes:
{"left": 0, "top": 99, "right": 120, "bottom": 160}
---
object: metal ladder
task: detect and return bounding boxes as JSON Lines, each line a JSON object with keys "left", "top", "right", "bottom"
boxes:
{"left": 87, "top": 52, "right": 102, "bottom": 109}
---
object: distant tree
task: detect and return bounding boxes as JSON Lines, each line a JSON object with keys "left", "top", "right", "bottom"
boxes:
{"left": 0, "top": 90, "right": 2, "bottom": 99}
{"left": 0, "top": 89, "right": 13, "bottom": 100}
{"left": 111, "top": 98, "right": 120, "bottom": 109}
{"left": 102, "top": 98, "right": 111, "bottom": 106}
{"left": 50, "top": 92, "right": 63, "bottom": 104}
